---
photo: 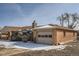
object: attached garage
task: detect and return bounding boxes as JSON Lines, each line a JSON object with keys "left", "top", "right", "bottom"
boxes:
{"left": 33, "top": 25, "right": 77, "bottom": 45}
{"left": 36, "top": 31, "right": 53, "bottom": 45}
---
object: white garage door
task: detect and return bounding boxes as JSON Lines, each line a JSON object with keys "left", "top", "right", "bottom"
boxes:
{"left": 36, "top": 32, "right": 53, "bottom": 45}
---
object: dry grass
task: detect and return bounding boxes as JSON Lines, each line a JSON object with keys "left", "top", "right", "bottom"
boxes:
{"left": 12, "top": 40, "right": 79, "bottom": 56}
{"left": 0, "top": 48, "right": 28, "bottom": 56}
{"left": 12, "top": 47, "right": 79, "bottom": 56}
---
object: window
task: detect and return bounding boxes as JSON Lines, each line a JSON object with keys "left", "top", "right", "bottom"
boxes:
{"left": 38, "top": 35, "right": 44, "bottom": 37}
{"left": 45, "top": 35, "right": 48, "bottom": 37}
{"left": 49, "top": 35, "right": 52, "bottom": 37}
{"left": 38, "top": 35, "right": 41, "bottom": 37}
{"left": 38, "top": 34, "right": 52, "bottom": 38}
{"left": 41, "top": 35, "right": 44, "bottom": 37}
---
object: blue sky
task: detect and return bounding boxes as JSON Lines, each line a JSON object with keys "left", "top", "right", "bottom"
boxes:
{"left": 0, "top": 3, "right": 79, "bottom": 26}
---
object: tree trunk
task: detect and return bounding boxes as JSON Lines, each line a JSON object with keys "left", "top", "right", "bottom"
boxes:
{"left": 61, "top": 20, "right": 64, "bottom": 27}
{"left": 68, "top": 19, "right": 69, "bottom": 28}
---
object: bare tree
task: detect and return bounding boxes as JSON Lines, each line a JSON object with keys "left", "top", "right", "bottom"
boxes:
{"left": 69, "top": 13, "right": 79, "bottom": 29}
{"left": 57, "top": 14, "right": 66, "bottom": 27}
{"left": 57, "top": 13, "right": 79, "bottom": 29}
{"left": 63, "top": 13, "right": 70, "bottom": 27}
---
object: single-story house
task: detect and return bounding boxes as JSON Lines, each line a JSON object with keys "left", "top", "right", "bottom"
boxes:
{"left": 0, "top": 26, "right": 22, "bottom": 40}
{"left": 33, "top": 25, "right": 77, "bottom": 45}
{"left": 22, "top": 26, "right": 32, "bottom": 30}
{"left": 0, "top": 26, "right": 32, "bottom": 40}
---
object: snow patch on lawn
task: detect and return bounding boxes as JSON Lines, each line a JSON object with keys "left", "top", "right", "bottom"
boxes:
{"left": 30, "top": 45, "right": 67, "bottom": 51}
{"left": 0, "top": 40, "right": 67, "bottom": 51}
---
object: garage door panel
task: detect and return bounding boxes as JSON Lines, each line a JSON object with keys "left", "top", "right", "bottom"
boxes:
{"left": 36, "top": 32, "right": 53, "bottom": 45}
{"left": 37, "top": 38, "right": 53, "bottom": 44}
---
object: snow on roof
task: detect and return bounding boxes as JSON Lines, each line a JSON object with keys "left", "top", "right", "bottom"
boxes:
{"left": 34, "top": 25, "right": 54, "bottom": 29}
{"left": 33, "top": 25, "right": 77, "bottom": 32}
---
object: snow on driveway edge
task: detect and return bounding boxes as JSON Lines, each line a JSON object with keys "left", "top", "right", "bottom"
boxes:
{"left": 0, "top": 41, "right": 67, "bottom": 51}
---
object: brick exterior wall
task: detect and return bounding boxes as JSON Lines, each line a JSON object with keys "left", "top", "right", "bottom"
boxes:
{"left": 55, "top": 29, "right": 77, "bottom": 44}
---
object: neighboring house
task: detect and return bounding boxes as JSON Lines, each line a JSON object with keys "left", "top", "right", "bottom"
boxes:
{"left": 0, "top": 26, "right": 22, "bottom": 40}
{"left": 22, "top": 26, "right": 32, "bottom": 30}
{"left": 33, "top": 25, "right": 77, "bottom": 45}
{"left": 0, "top": 26, "right": 32, "bottom": 40}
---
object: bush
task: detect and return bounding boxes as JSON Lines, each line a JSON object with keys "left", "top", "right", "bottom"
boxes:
{"left": 16, "top": 36, "right": 22, "bottom": 41}
{"left": 22, "top": 35, "right": 28, "bottom": 42}
{"left": 11, "top": 34, "right": 22, "bottom": 41}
